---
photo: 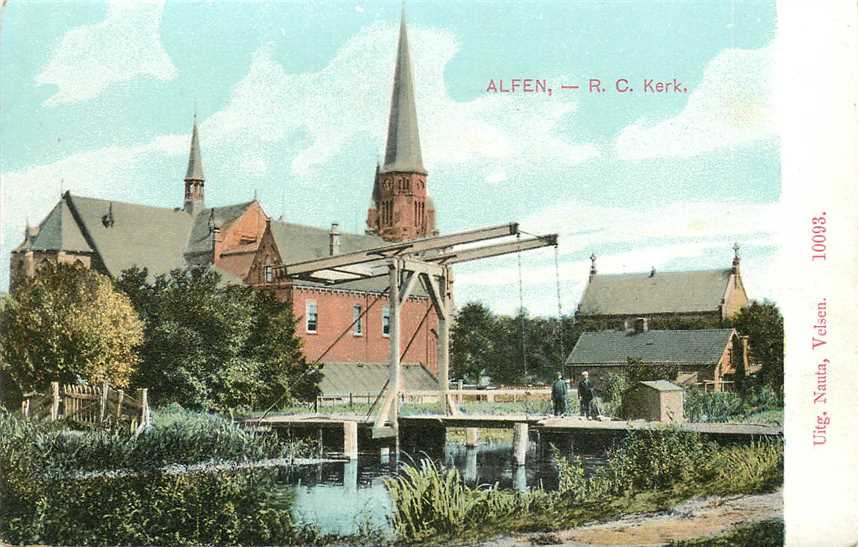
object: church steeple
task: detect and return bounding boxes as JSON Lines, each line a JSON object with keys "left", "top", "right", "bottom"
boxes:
{"left": 366, "top": 7, "right": 436, "bottom": 241}
{"left": 382, "top": 7, "right": 425, "bottom": 175}
{"left": 183, "top": 114, "right": 205, "bottom": 214}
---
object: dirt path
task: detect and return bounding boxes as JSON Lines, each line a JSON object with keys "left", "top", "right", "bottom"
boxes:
{"left": 483, "top": 489, "right": 783, "bottom": 546}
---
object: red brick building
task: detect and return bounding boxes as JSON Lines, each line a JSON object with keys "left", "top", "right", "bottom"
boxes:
{"left": 10, "top": 13, "right": 440, "bottom": 392}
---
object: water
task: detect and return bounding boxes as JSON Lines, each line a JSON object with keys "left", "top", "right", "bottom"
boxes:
{"left": 274, "top": 441, "right": 608, "bottom": 536}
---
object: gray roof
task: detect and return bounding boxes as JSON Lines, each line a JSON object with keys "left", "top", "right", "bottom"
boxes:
{"left": 184, "top": 119, "right": 204, "bottom": 181}
{"left": 578, "top": 269, "right": 732, "bottom": 316}
{"left": 66, "top": 194, "right": 193, "bottom": 277}
{"left": 566, "top": 329, "right": 735, "bottom": 366}
{"left": 186, "top": 202, "right": 255, "bottom": 255}
{"left": 638, "top": 380, "right": 683, "bottom": 392}
{"left": 18, "top": 193, "right": 429, "bottom": 297}
{"left": 17, "top": 199, "right": 92, "bottom": 253}
{"left": 381, "top": 10, "right": 426, "bottom": 175}
{"left": 269, "top": 220, "right": 398, "bottom": 293}
{"left": 318, "top": 362, "right": 438, "bottom": 396}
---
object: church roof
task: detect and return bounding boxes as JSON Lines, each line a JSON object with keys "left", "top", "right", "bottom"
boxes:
{"left": 18, "top": 193, "right": 431, "bottom": 296}
{"left": 66, "top": 194, "right": 193, "bottom": 278}
{"left": 184, "top": 118, "right": 204, "bottom": 181}
{"left": 381, "top": 9, "right": 426, "bottom": 175}
{"left": 566, "top": 329, "right": 735, "bottom": 366}
{"left": 186, "top": 201, "right": 256, "bottom": 255}
{"left": 578, "top": 269, "right": 733, "bottom": 316}
{"left": 16, "top": 199, "right": 92, "bottom": 253}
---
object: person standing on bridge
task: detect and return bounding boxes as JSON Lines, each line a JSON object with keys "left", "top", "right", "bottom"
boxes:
{"left": 550, "top": 371, "right": 568, "bottom": 416}
{"left": 578, "top": 371, "right": 596, "bottom": 419}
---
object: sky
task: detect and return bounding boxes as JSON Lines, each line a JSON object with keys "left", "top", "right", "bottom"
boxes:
{"left": 0, "top": 0, "right": 780, "bottom": 316}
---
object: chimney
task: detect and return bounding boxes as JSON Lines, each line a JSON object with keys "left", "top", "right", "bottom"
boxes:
{"left": 329, "top": 223, "right": 341, "bottom": 256}
{"left": 649, "top": 266, "right": 656, "bottom": 278}
{"left": 634, "top": 317, "right": 648, "bottom": 333}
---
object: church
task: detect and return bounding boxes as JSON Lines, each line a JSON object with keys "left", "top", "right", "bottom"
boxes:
{"left": 10, "top": 13, "right": 442, "bottom": 391}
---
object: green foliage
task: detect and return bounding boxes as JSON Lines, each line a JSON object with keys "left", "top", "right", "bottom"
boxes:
{"left": 386, "top": 429, "right": 784, "bottom": 544}
{"left": 450, "top": 302, "right": 577, "bottom": 384}
{"left": 0, "top": 264, "right": 143, "bottom": 405}
{"left": 591, "top": 429, "right": 715, "bottom": 494}
{"left": 684, "top": 386, "right": 782, "bottom": 423}
{"left": 0, "top": 411, "right": 316, "bottom": 546}
{"left": 116, "top": 266, "right": 320, "bottom": 412}
{"left": 709, "top": 440, "right": 784, "bottom": 495}
{"left": 731, "top": 300, "right": 784, "bottom": 393}
{"left": 598, "top": 373, "right": 629, "bottom": 418}
{"left": 385, "top": 458, "right": 533, "bottom": 542}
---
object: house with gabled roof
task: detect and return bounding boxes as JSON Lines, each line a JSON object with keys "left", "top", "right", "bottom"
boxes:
{"left": 10, "top": 11, "right": 440, "bottom": 396}
{"left": 565, "top": 322, "right": 756, "bottom": 391}
{"left": 576, "top": 250, "right": 749, "bottom": 327}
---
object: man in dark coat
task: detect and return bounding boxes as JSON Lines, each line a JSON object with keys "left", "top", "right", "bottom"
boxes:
{"left": 550, "top": 371, "right": 568, "bottom": 416}
{"left": 578, "top": 371, "right": 596, "bottom": 419}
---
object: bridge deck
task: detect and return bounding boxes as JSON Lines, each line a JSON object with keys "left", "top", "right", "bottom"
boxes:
{"left": 245, "top": 413, "right": 781, "bottom": 437}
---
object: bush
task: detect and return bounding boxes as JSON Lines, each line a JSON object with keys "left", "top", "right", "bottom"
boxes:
{"left": 0, "top": 411, "right": 316, "bottom": 545}
{"left": 588, "top": 429, "right": 716, "bottom": 495}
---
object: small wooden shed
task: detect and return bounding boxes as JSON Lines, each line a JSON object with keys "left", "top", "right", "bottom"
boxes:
{"left": 625, "top": 380, "right": 685, "bottom": 423}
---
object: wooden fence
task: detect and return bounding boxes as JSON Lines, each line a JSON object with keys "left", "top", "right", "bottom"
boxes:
{"left": 21, "top": 381, "right": 150, "bottom": 432}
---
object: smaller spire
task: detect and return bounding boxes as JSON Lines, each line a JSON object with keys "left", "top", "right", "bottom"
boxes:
{"left": 185, "top": 116, "right": 204, "bottom": 182}
{"left": 589, "top": 253, "right": 597, "bottom": 276}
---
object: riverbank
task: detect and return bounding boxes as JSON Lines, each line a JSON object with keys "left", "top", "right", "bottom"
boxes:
{"left": 384, "top": 429, "right": 784, "bottom": 545}
{"left": 483, "top": 489, "right": 783, "bottom": 546}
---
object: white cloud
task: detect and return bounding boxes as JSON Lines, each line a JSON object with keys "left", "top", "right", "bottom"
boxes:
{"left": 614, "top": 42, "right": 775, "bottom": 160}
{"left": 35, "top": 0, "right": 177, "bottom": 106}
{"left": 204, "top": 24, "right": 598, "bottom": 181}
{"left": 452, "top": 198, "right": 782, "bottom": 316}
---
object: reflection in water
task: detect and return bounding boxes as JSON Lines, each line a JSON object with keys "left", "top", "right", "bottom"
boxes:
{"left": 276, "top": 441, "right": 607, "bottom": 536}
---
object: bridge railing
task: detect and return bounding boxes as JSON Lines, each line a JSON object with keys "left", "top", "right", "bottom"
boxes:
{"left": 315, "top": 387, "right": 552, "bottom": 408}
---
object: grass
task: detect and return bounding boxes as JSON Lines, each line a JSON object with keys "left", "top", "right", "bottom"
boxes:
{"left": 0, "top": 408, "right": 318, "bottom": 546}
{"left": 736, "top": 408, "right": 783, "bottom": 425}
{"left": 385, "top": 429, "right": 784, "bottom": 545}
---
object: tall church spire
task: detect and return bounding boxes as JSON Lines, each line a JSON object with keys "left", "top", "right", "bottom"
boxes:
{"left": 366, "top": 8, "right": 435, "bottom": 241}
{"left": 382, "top": 7, "right": 425, "bottom": 175}
{"left": 183, "top": 114, "right": 205, "bottom": 214}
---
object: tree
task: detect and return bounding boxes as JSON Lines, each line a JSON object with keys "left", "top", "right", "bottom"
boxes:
{"left": 450, "top": 302, "right": 497, "bottom": 382}
{"left": 0, "top": 264, "right": 143, "bottom": 404}
{"left": 116, "top": 266, "right": 317, "bottom": 412}
{"left": 731, "top": 300, "right": 784, "bottom": 393}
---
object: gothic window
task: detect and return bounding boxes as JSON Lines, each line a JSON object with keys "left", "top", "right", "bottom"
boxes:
{"left": 264, "top": 264, "right": 273, "bottom": 283}
{"left": 353, "top": 304, "right": 363, "bottom": 336}
{"left": 306, "top": 301, "right": 318, "bottom": 333}
{"left": 382, "top": 306, "right": 390, "bottom": 337}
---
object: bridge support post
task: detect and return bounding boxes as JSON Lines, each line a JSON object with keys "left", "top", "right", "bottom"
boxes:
{"left": 513, "top": 464, "right": 527, "bottom": 492}
{"left": 465, "top": 427, "right": 480, "bottom": 447}
{"left": 513, "top": 423, "right": 528, "bottom": 465}
{"left": 343, "top": 421, "right": 358, "bottom": 460}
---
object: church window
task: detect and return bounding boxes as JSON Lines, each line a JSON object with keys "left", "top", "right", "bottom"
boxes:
{"left": 353, "top": 305, "right": 363, "bottom": 336}
{"left": 264, "top": 265, "right": 273, "bottom": 283}
{"left": 306, "top": 301, "right": 318, "bottom": 333}
{"left": 382, "top": 306, "right": 390, "bottom": 337}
